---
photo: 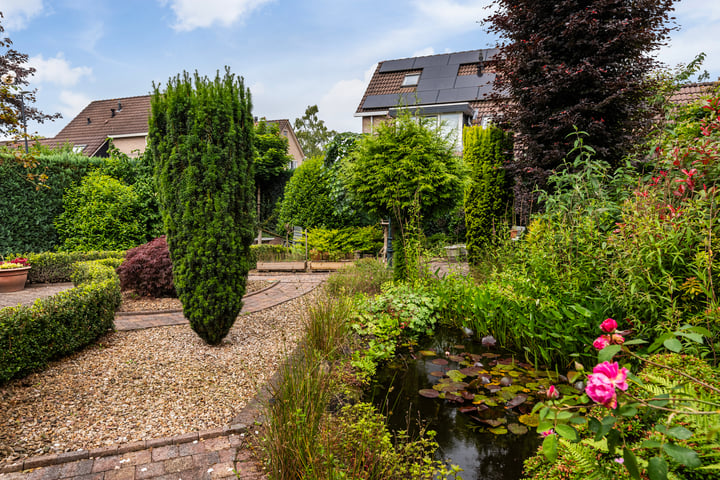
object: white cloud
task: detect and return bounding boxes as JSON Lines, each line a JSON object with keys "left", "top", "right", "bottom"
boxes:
{"left": 160, "top": 0, "right": 273, "bottom": 31}
{"left": 318, "top": 64, "right": 377, "bottom": 133}
{"left": 0, "top": 0, "right": 43, "bottom": 30}
{"left": 412, "top": 47, "right": 435, "bottom": 57}
{"left": 29, "top": 53, "right": 92, "bottom": 87}
{"left": 58, "top": 90, "right": 91, "bottom": 119}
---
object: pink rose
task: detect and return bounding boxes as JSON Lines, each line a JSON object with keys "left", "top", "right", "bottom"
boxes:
{"left": 592, "top": 361, "right": 629, "bottom": 391}
{"left": 600, "top": 318, "right": 618, "bottom": 333}
{"left": 546, "top": 385, "right": 559, "bottom": 399}
{"left": 593, "top": 335, "right": 610, "bottom": 350}
{"left": 586, "top": 374, "right": 618, "bottom": 408}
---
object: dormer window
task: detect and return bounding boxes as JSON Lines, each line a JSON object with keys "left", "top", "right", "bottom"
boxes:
{"left": 402, "top": 74, "right": 420, "bottom": 87}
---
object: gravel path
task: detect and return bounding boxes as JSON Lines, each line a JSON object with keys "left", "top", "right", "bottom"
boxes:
{"left": 0, "top": 290, "right": 319, "bottom": 466}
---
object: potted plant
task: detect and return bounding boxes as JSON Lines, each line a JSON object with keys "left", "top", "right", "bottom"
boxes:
{"left": 0, "top": 257, "right": 31, "bottom": 293}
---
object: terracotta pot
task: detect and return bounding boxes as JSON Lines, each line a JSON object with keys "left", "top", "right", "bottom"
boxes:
{"left": 0, "top": 266, "right": 31, "bottom": 293}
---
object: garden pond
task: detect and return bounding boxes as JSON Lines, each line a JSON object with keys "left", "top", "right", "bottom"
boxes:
{"left": 367, "top": 329, "right": 582, "bottom": 479}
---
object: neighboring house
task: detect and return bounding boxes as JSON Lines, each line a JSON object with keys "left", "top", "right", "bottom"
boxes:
{"left": 356, "top": 48, "right": 719, "bottom": 151}
{"left": 355, "top": 48, "right": 501, "bottom": 150}
{"left": 32, "top": 95, "right": 305, "bottom": 166}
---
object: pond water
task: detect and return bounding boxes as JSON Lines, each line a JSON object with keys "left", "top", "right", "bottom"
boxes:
{"left": 367, "top": 330, "right": 545, "bottom": 480}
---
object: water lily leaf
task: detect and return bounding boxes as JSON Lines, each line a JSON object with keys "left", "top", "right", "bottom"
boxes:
{"left": 419, "top": 350, "right": 437, "bottom": 357}
{"left": 508, "top": 423, "right": 528, "bottom": 435}
{"left": 459, "top": 366, "right": 483, "bottom": 377}
{"left": 480, "top": 418, "right": 507, "bottom": 427}
{"left": 508, "top": 370, "right": 521, "bottom": 377}
{"left": 506, "top": 393, "right": 529, "bottom": 408}
{"left": 447, "top": 370, "right": 467, "bottom": 382}
{"left": 499, "top": 376, "right": 513, "bottom": 386}
{"left": 448, "top": 354, "right": 465, "bottom": 363}
{"left": 478, "top": 373, "right": 492, "bottom": 384}
{"left": 462, "top": 391, "right": 475, "bottom": 401}
{"left": 518, "top": 414, "right": 539, "bottom": 427}
{"left": 459, "top": 406, "right": 477, "bottom": 414}
{"left": 489, "top": 426, "right": 508, "bottom": 435}
{"left": 429, "top": 371, "right": 445, "bottom": 377}
{"left": 557, "top": 385, "right": 577, "bottom": 395}
{"left": 472, "top": 395, "right": 488, "bottom": 404}
{"left": 496, "top": 357, "right": 515, "bottom": 365}
{"left": 498, "top": 390, "right": 516, "bottom": 401}
{"left": 482, "top": 353, "right": 500, "bottom": 358}
{"left": 432, "top": 358, "right": 449, "bottom": 366}
{"left": 419, "top": 389, "right": 440, "bottom": 398}
{"left": 486, "top": 385, "right": 502, "bottom": 393}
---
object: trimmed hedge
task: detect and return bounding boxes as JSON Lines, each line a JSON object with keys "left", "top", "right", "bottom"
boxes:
{"left": 0, "top": 260, "right": 121, "bottom": 384}
{"left": 0, "top": 152, "right": 104, "bottom": 255}
{"left": 23, "top": 250, "right": 126, "bottom": 284}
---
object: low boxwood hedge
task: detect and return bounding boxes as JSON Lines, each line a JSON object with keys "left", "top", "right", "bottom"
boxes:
{"left": 22, "top": 250, "right": 126, "bottom": 284}
{"left": 0, "top": 259, "right": 121, "bottom": 385}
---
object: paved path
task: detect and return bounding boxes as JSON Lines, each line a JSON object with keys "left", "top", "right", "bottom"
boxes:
{"left": 0, "top": 272, "right": 327, "bottom": 480}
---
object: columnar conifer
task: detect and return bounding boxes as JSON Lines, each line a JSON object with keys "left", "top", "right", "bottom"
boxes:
{"left": 146, "top": 68, "right": 255, "bottom": 345}
{"left": 463, "top": 125, "right": 513, "bottom": 266}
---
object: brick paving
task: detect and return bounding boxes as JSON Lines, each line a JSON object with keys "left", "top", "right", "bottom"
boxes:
{"left": 0, "top": 272, "right": 327, "bottom": 480}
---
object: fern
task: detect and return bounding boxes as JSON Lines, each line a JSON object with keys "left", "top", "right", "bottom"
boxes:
{"left": 560, "top": 439, "right": 607, "bottom": 479}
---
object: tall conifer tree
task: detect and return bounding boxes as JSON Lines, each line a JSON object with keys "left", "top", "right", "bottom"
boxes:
{"left": 146, "top": 68, "right": 255, "bottom": 345}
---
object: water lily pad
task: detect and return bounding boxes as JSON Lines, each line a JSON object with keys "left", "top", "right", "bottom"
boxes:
{"left": 419, "top": 389, "right": 440, "bottom": 398}
{"left": 419, "top": 350, "right": 437, "bottom": 357}
{"left": 454, "top": 345, "right": 465, "bottom": 350}
{"left": 486, "top": 385, "right": 502, "bottom": 393}
{"left": 480, "top": 418, "right": 507, "bottom": 427}
{"left": 459, "top": 366, "right": 483, "bottom": 377}
{"left": 489, "top": 427, "right": 508, "bottom": 435}
{"left": 482, "top": 352, "right": 500, "bottom": 358}
{"left": 498, "top": 390, "right": 516, "bottom": 401}
{"left": 429, "top": 371, "right": 445, "bottom": 377}
{"left": 459, "top": 406, "right": 477, "bottom": 414}
{"left": 508, "top": 423, "right": 529, "bottom": 435}
{"left": 518, "top": 414, "right": 540, "bottom": 427}
{"left": 448, "top": 354, "right": 465, "bottom": 363}
{"left": 432, "top": 358, "right": 449, "bottom": 366}
{"left": 447, "top": 370, "right": 467, "bottom": 382}
{"left": 507, "top": 370, "right": 522, "bottom": 378}
{"left": 499, "top": 376, "right": 513, "bottom": 386}
{"left": 506, "top": 393, "right": 529, "bottom": 408}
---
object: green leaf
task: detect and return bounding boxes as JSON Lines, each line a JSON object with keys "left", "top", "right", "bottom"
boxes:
{"left": 662, "top": 443, "right": 701, "bottom": 468}
{"left": 623, "top": 338, "right": 648, "bottom": 346}
{"left": 676, "top": 332, "right": 704, "bottom": 344}
{"left": 599, "top": 344, "right": 622, "bottom": 363}
{"left": 667, "top": 426, "right": 693, "bottom": 440}
{"left": 618, "top": 404, "right": 638, "bottom": 417}
{"left": 648, "top": 457, "right": 668, "bottom": 480}
{"left": 555, "top": 424, "right": 579, "bottom": 442}
{"left": 570, "top": 304, "right": 592, "bottom": 317}
{"left": 542, "top": 433, "right": 558, "bottom": 463}
{"left": 642, "top": 440, "right": 662, "bottom": 449}
{"left": 663, "top": 338, "right": 682, "bottom": 353}
{"left": 649, "top": 394, "right": 670, "bottom": 408}
{"left": 624, "top": 447, "right": 641, "bottom": 480}
{"left": 537, "top": 420, "right": 554, "bottom": 433}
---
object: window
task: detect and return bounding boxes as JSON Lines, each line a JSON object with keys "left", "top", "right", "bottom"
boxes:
{"left": 72, "top": 145, "right": 86, "bottom": 153}
{"left": 481, "top": 115, "right": 494, "bottom": 128}
{"left": 401, "top": 74, "right": 420, "bottom": 87}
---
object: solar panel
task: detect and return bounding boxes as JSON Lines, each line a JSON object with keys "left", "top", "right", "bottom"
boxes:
{"left": 448, "top": 50, "right": 481, "bottom": 64}
{"left": 362, "top": 94, "right": 401, "bottom": 109}
{"left": 437, "top": 87, "right": 481, "bottom": 103}
{"left": 413, "top": 54, "right": 451, "bottom": 68}
{"left": 379, "top": 58, "right": 416, "bottom": 73}
{"left": 420, "top": 64, "right": 460, "bottom": 79}
{"left": 417, "top": 76, "right": 456, "bottom": 91}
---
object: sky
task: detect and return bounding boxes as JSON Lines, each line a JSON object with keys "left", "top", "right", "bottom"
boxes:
{"left": 1, "top": 0, "right": 719, "bottom": 139}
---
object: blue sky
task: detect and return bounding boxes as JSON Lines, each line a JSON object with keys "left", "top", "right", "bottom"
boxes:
{"left": 2, "top": 0, "right": 719, "bottom": 139}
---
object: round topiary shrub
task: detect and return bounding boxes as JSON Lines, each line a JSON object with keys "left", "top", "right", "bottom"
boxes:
{"left": 117, "top": 236, "right": 175, "bottom": 297}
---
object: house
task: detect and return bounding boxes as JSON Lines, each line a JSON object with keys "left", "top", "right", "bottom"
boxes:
{"left": 356, "top": 49, "right": 719, "bottom": 151}
{"left": 34, "top": 95, "right": 305, "bottom": 166}
{"left": 355, "top": 48, "right": 502, "bottom": 150}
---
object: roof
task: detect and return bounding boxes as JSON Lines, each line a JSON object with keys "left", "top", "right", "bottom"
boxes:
{"left": 356, "top": 48, "right": 500, "bottom": 115}
{"left": 670, "top": 81, "right": 719, "bottom": 106}
{"left": 41, "top": 95, "right": 151, "bottom": 155}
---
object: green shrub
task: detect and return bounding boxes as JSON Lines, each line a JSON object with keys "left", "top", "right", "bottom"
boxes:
{"left": 55, "top": 171, "right": 146, "bottom": 251}
{"left": 250, "top": 244, "right": 292, "bottom": 263}
{"left": 306, "top": 225, "right": 383, "bottom": 259}
{"left": 71, "top": 259, "right": 122, "bottom": 286}
{"left": 23, "top": 250, "right": 125, "bottom": 284}
{"left": 148, "top": 69, "right": 255, "bottom": 345}
{"left": 278, "top": 156, "right": 336, "bottom": 229}
{"left": 0, "top": 260, "right": 121, "bottom": 384}
{"left": 0, "top": 152, "right": 103, "bottom": 254}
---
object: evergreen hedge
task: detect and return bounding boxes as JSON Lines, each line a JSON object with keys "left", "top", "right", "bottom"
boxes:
{"left": 0, "top": 152, "right": 103, "bottom": 255}
{"left": 0, "top": 259, "right": 121, "bottom": 384}
{"left": 147, "top": 69, "right": 255, "bottom": 345}
{"left": 463, "top": 125, "right": 513, "bottom": 265}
